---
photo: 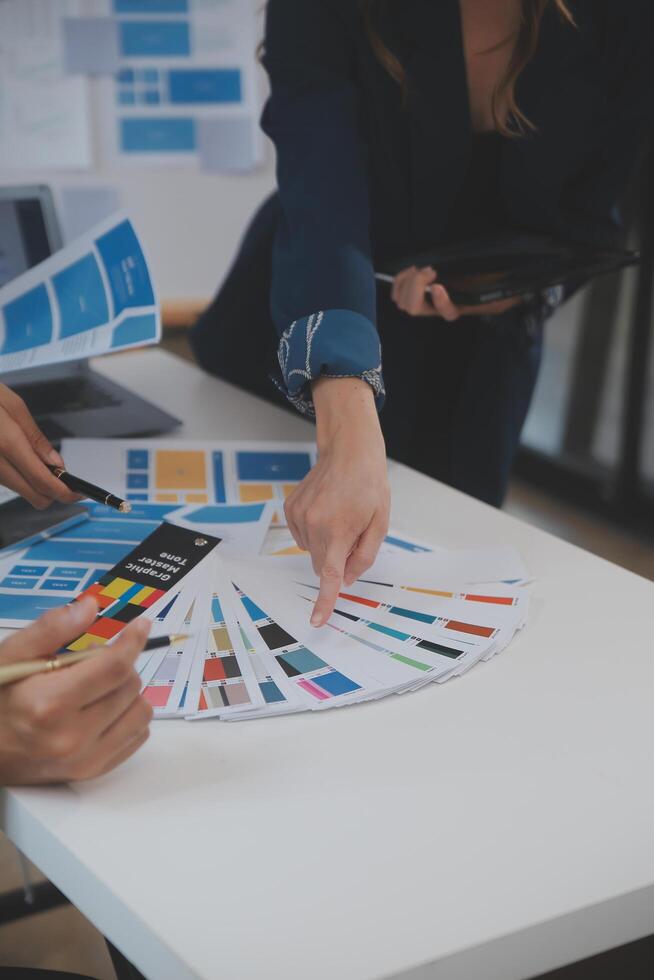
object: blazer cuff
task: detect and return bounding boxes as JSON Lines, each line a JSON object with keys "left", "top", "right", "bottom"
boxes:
{"left": 274, "top": 309, "right": 385, "bottom": 419}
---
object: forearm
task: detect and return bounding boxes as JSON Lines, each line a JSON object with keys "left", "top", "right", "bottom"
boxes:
{"left": 312, "top": 377, "right": 385, "bottom": 455}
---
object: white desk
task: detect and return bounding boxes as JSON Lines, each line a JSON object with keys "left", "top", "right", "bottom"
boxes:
{"left": 2, "top": 349, "right": 654, "bottom": 980}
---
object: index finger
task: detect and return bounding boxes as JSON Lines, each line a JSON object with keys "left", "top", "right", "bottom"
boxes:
{"left": 29, "top": 616, "right": 151, "bottom": 709}
{"left": 0, "top": 596, "right": 98, "bottom": 665}
{"left": 310, "top": 540, "right": 349, "bottom": 627}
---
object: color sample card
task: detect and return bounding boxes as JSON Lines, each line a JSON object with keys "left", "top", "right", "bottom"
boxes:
{"left": 140, "top": 599, "right": 201, "bottom": 716}
{"left": 230, "top": 582, "right": 382, "bottom": 709}
{"left": 263, "top": 526, "right": 435, "bottom": 557}
{"left": 0, "top": 502, "right": 180, "bottom": 628}
{"left": 0, "top": 214, "right": 159, "bottom": 375}
{"left": 182, "top": 555, "right": 265, "bottom": 718}
{"left": 61, "top": 440, "right": 318, "bottom": 524}
{"left": 64, "top": 522, "right": 221, "bottom": 653}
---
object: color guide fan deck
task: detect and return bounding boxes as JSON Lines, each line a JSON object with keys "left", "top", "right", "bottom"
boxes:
{"left": 4, "top": 437, "right": 530, "bottom": 723}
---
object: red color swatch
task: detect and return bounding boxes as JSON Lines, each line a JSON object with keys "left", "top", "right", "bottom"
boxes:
{"left": 86, "top": 617, "right": 124, "bottom": 640}
{"left": 339, "top": 592, "right": 380, "bottom": 609}
{"left": 445, "top": 620, "right": 495, "bottom": 638}
{"left": 203, "top": 659, "right": 227, "bottom": 682}
{"left": 464, "top": 594, "right": 514, "bottom": 606}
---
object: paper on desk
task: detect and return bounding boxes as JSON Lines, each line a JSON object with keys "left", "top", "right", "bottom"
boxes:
{"left": 168, "top": 502, "right": 275, "bottom": 556}
{"left": 257, "top": 548, "right": 530, "bottom": 589}
{"left": 0, "top": 214, "right": 160, "bottom": 376}
{"left": 61, "top": 439, "right": 318, "bottom": 526}
{"left": 262, "top": 526, "right": 436, "bottom": 557}
{"left": 0, "top": 502, "right": 181, "bottom": 628}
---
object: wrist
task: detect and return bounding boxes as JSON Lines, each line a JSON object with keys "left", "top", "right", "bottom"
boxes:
{"left": 312, "top": 378, "right": 384, "bottom": 455}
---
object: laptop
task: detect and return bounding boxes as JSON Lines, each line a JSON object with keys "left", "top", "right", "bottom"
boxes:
{"left": 0, "top": 184, "right": 181, "bottom": 443}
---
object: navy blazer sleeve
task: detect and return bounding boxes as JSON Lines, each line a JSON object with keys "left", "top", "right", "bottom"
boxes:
{"left": 261, "top": 0, "right": 384, "bottom": 417}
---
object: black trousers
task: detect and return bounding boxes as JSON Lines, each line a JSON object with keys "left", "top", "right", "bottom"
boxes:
{"left": 191, "top": 197, "right": 544, "bottom": 507}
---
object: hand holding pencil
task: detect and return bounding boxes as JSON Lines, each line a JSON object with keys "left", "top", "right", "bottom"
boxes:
{"left": 0, "top": 598, "right": 153, "bottom": 786}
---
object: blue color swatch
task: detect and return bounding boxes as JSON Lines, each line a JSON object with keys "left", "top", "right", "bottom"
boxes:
{"left": 240, "top": 594, "right": 267, "bottom": 623}
{"left": 113, "top": 0, "right": 188, "bottom": 11}
{"left": 212, "top": 452, "right": 226, "bottom": 503}
{"left": 10, "top": 565, "right": 47, "bottom": 578}
{"left": 41, "top": 579, "right": 79, "bottom": 592}
{"left": 111, "top": 313, "right": 158, "bottom": 349}
{"left": 383, "top": 535, "right": 432, "bottom": 553}
{"left": 127, "top": 450, "right": 149, "bottom": 470}
{"left": 0, "top": 577, "right": 39, "bottom": 590}
{"left": 211, "top": 597, "right": 223, "bottom": 622}
{"left": 236, "top": 452, "right": 312, "bottom": 482}
{"left": 185, "top": 504, "right": 265, "bottom": 525}
{"left": 120, "top": 117, "right": 196, "bottom": 153}
{"left": 127, "top": 472, "right": 149, "bottom": 489}
{"left": 22, "top": 540, "right": 133, "bottom": 565}
{"left": 279, "top": 647, "right": 326, "bottom": 674}
{"left": 119, "top": 20, "right": 190, "bottom": 57}
{"left": 168, "top": 69, "right": 241, "bottom": 104}
{"left": 313, "top": 671, "right": 361, "bottom": 696}
{"left": 388, "top": 605, "right": 435, "bottom": 625}
{"left": 95, "top": 220, "right": 155, "bottom": 315}
{"left": 260, "top": 680, "right": 285, "bottom": 704}
{"left": 2, "top": 285, "right": 52, "bottom": 354}
{"left": 52, "top": 255, "right": 109, "bottom": 337}
{"left": 54, "top": 519, "right": 157, "bottom": 542}
{"left": 0, "top": 595, "right": 68, "bottom": 620}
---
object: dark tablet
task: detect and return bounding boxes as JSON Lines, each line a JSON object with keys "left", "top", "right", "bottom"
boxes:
{"left": 0, "top": 498, "right": 88, "bottom": 558}
{"left": 379, "top": 233, "right": 640, "bottom": 306}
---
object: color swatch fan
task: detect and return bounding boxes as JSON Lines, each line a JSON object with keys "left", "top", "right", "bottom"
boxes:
{"left": 145, "top": 545, "right": 531, "bottom": 722}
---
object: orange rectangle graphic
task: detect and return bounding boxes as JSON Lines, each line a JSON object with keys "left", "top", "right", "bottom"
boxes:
{"left": 155, "top": 450, "right": 207, "bottom": 490}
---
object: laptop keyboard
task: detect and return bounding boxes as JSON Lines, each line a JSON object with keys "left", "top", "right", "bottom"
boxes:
{"left": 12, "top": 377, "right": 120, "bottom": 418}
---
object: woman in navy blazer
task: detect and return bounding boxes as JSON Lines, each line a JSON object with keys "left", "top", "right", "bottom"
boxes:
{"left": 192, "top": 0, "right": 654, "bottom": 621}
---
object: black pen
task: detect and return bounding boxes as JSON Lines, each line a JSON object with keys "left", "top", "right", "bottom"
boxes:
{"left": 47, "top": 465, "right": 132, "bottom": 514}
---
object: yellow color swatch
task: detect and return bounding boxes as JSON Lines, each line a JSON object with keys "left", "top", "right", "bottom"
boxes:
{"left": 404, "top": 587, "right": 454, "bottom": 598}
{"left": 129, "top": 586, "right": 155, "bottom": 605}
{"left": 211, "top": 627, "right": 232, "bottom": 652}
{"left": 239, "top": 484, "right": 274, "bottom": 502}
{"left": 101, "top": 577, "right": 134, "bottom": 599}
{"left": 186, "top": 493, "right": 209, "bottom": 503}
{"left": 67, "top": 633, "right": 108, "bottom": 652}
{"left": 155, "top": 450, "right": 207, "bottom": 490}
{"left": 155, "top": 493, "right": 178, "bottom": 503}
{"left": 282, "top": 484, "right": 297, "bottom": 499}
{"left": 273, "top": 545, "right": 306, "bottom": 556}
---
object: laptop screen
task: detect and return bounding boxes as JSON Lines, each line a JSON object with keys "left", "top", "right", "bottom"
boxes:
{"left": 0, "top": 196, "right": 52, "bottom": 287}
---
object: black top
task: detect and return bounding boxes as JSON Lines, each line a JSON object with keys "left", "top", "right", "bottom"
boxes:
{"left": 444, "top": 132, "right": 507, "bottom": 243}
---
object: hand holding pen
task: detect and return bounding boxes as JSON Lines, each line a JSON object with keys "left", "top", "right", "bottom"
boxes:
{"left": 0, "top": 598, "right": 153, "bottom": 786}
{"left": 0, "top": 384, "right": 82, "bottom": 509}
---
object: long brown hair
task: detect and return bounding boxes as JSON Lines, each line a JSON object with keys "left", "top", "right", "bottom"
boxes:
{"left": 361, "top": 0, "right": 575, "bottom": 136}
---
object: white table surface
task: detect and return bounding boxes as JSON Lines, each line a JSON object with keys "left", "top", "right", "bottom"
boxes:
{"left": 2, "top": 348, "right": 654, "bottom": 980}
